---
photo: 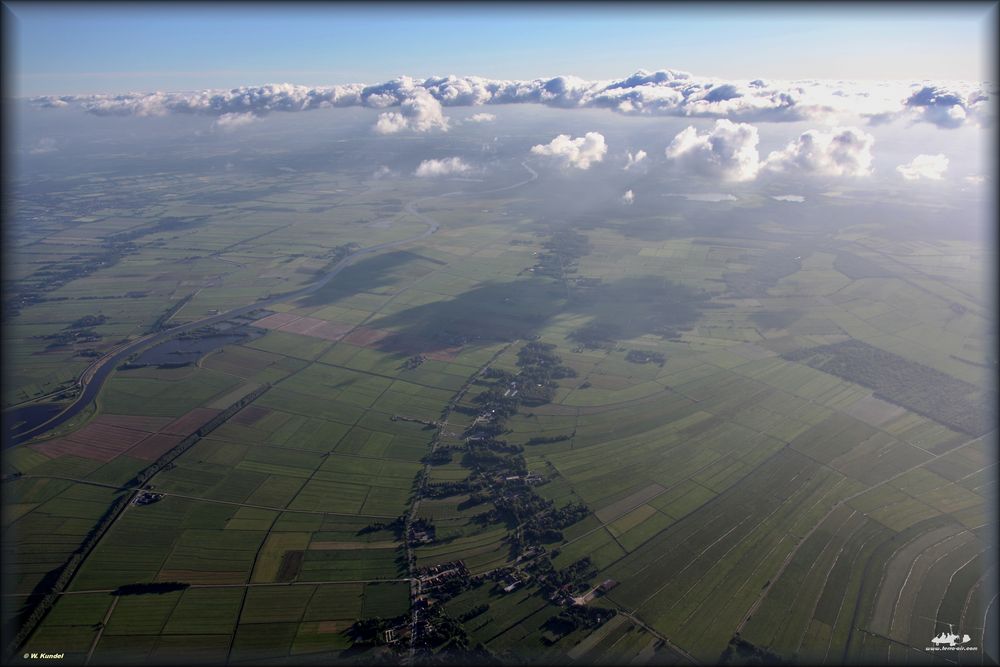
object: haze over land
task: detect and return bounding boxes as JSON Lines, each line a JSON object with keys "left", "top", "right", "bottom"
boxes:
{"left": 2, "top": 3, "right": 998, "bottom": 666}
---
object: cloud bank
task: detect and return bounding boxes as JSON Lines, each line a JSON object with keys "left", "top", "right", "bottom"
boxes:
{"left": 531, "top": 132, "right": 608, "bottom": 169}
{"left": 414, "top": 157, "right": 472, "bottom": 177}
{"left": 896, "top": 153, "right": 949, "bottom": 180}
{"left": 30, "top": 70, "right": 993, "bottom": 130}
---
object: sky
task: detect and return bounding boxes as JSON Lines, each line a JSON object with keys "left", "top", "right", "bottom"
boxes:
{"left": 5, "top": 2, "right": 997, "bottom": 96}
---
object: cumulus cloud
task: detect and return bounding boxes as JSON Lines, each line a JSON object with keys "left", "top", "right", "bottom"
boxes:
{"left": 467, "top": 112, "right": 496, "bottom": 122}
{"left": 763, "top": 127, "right": 874, "bottom": 177}
{"left": 896, "top": 153, "right": 949, "bottom": 180}
{"left": 622, "top": 189, "right": 635, "bottom": 205}
{"left": 624, "top": 149, "right": 647, "bottom": 170}
{"left": 665, "top": 120, "right": 761, "bottom": 181}
{"left": 32, "top": 71, "right": 992, "bottom": 128}
{"left": 964, "top": 174, "right": 986, "bottom": 185}
{"left": 901, "top": 85, "right": 990, "bottom": 129}
{"left": 214, "top": 112, "right": 257, "bottom": 131}
{"left": 372, "top": 165, "right": 393, "bottom": 179}
{"left": 375, "top": 88, "right": 449, "bottom": 134}
{"left": 414, "top": 157, "right": 472, "bottom": 177}
{"left": 530, "top": 132, "right": 607, "bottom": 169}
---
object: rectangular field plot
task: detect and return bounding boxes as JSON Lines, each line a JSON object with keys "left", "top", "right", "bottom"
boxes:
{"left": 298, "top": 546, "right": 403, "bottom": 581}
{"left": 101, "top": 368, "right": 242, "bottom": 418}
{"left": 153, "top": 527, "right": 267, "bottom": 584}
{"left": 161, "top": 587, "right": 244, "bottom": 635}
{"left": 415, "top": 527, "right": 511, "bottom": 573}
{"left": 23, "top": 593, "right": 114, "bottom": 659}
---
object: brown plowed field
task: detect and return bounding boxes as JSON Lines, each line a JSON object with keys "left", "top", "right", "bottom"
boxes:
{"left": 343, "top": 327, "right": 394, "bottom": 347}
{"left": 30, "top": 423, "right": 151, "bottom": 462}
{"left": 277, "top": 316, "right": 328, "bottom": 335}
{"left": 128, "top": 433, "right": 185, "bottom": 461}
{"left": 253, "top": 312, "right": 301, "bottom": 329}
{"left": 231, "top": 405, "right": 271, "bottom": 427}
{"left": 305, "top": 321, "right": 354, "bottom": 341}
{"left": 161, "top": 408, "right": 223, "bottom": 436}
{"left": 93, "top": 414, "right": 173, "bottom": 433}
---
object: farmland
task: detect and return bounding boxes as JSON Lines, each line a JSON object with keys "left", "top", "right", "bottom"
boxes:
{"left": 3, "top": 110, "right": 996, "bottom": 665}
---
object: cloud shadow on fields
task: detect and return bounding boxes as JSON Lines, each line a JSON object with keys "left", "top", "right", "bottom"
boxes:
{"left": 296, "top": 250, "right": 439, "bottom": 309}
{"left": 361, "top": 270, "right": 711, "bottom": 357}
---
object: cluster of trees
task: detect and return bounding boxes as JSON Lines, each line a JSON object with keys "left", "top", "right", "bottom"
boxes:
{"left": 543, "top": 604, "right": 616, "bottom": 640}
{"left": 718, "top": 635, "right": 785, "bottom": 665}
{"left": 148, "top": 293, "right": 195, "bottom": 333}
{"left": 462, "top": 445, "right": 525, "bottom": 475}
{"left": 528, "top": 556, "right": 598, "bottom": 597}
{"left": 425, "top": 480, "right": 476, "bottom": 499}
{"left": 473, "top": 385, "right": 521, "bottom": 417}
{"left": 41, "top": 328, "right": 102, "bottom": 349}
{"left": 402, "top": 354, "right": 426, "bottom": 370}
{"left": 723, "top": 246, "right": 809, "bottom": 298}
{"left": 68, "top": 314, "right": 108, "bottom": 329}
{"left": 516, "top": 341, "right": 576, "bottom": 405}
{"left": 458, "top": 604, "right": 490, "bottom": 622}
{"left": 425, "top": 573, "right": 483, "bottom": 605}
{"left": 626, "top": 349, "right": 666, "bottom": 366}
{"left": 532, "top": 230, "right": 591, "bottom": 279}
{"left": 525, "top": 433, "right": 573, "bottom": 446}
{"left": 5, "top": 246, "right": 132, "bottom": 321}
{"left": 358, "top": 516, "right": 404, "bottom": 536}
{"left": 785, "top": 340, "right": 996, "bottom": 436}
{"left": 112, "top": 582, "right": 189, "bottom": 596}
{"left": 570, "top": 322, "right": 622, "bottom": 350}
{"left": 348, "top": 615, "right": 409, "bottom": 646}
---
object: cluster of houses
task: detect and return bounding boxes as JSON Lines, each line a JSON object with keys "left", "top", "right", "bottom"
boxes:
{"left": 132, "top": 491, "right": 163, "bottom": 506}
{"left": 416, "top": 560, "right": 470, "bottom": 592}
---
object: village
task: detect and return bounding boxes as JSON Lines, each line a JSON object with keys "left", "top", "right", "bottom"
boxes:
{"left": 351, "top": 341, "right": 620, "bottom": 660}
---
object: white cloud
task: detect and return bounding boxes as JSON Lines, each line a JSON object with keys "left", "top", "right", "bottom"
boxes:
{"left": 622, "top": 189, "right": 635, "bottom": 205}
{"left": 665, "top": 120, "right": 761, "bottom": 182}
{"left": 372, "top": 165, "right": 393, "bottom": 179}
{"left": 624, "top": 149, "right": 647, "bottom": 170}
{"left": 28, "top": 137, "right": 58, "bottom": 154}
{"left": 896, "top": 154, "right": 949, "bottom": 180}
{"left": 964, "top": 174, "right": 986, "bottom": 185}
{"left": 34, "top": 71, "right": 992, "bottom": 129}
{"left": 900, "top": 85, "right": 991, "bottom": 129}
{"left": 414, "top": 157, "right": 472, "bottom": 177}
{"left": 375, "top": 89, "right": 449, "bottom": 134}
{"left": 467, "top": 112, "right": 496, "bottom": 123}
{"left": 213, "top": 112, "right": 257, "bottom": 131}
{"left": 530, "top": 132, "right": 607, "bottom": 169}
{"left": 763, "top": 127, "right": 874, "bottom": 177}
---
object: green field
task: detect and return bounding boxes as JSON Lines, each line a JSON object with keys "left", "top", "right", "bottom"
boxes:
{"left": 6, "top": 132, "right": 995, "bottom": 665}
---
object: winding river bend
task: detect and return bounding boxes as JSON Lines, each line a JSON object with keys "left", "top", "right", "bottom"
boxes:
{"left": 5, "top": 162, "right": 538, "bottom": 447}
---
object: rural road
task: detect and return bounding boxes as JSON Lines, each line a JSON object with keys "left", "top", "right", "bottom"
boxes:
{"left": 6, "top": 162, "right": 539, "bottom": 447}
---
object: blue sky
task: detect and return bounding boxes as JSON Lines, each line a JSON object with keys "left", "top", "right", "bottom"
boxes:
{"left": 6, "top": 2, "right": 996, "bottom": 96}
